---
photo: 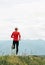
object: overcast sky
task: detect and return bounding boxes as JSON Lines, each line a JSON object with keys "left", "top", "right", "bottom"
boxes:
{"left": 0, "top": 0, "right": 45, "bottom": 40}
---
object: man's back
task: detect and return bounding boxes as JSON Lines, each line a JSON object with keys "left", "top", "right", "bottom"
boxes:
{"left": 11, "top": 31, "right": 21, "bottom": 41}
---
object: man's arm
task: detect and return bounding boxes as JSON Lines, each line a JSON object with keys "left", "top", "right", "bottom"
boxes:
{"left": 19, "top": 32, "right": 21, "bottom": 40}
{"left": 11, "top": 32, "right": 14, "bottom": 38}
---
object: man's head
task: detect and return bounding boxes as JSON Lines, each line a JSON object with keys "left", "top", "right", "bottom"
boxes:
{"left": 15, "top": 27, "right": 18, "bottom": 31}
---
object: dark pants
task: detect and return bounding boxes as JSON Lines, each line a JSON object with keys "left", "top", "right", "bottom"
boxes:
{"left": 13, "top": 40, "right": 19, "bottom": 55}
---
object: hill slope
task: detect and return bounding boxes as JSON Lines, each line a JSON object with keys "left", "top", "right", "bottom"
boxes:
{"left": 0, "top": 55, "right": 45, "bottom": 65}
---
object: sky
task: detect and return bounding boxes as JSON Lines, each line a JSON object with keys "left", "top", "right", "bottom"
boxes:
{"left": 0, "top": 0, "right": 45, "bottom": 40}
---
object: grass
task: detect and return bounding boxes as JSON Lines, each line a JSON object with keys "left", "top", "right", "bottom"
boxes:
{"left": 0, "top": 55, "right": 45, "bottom": 65}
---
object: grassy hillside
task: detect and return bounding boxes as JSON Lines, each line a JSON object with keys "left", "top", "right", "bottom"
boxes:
{"left": 0, "top": 55, "right": 45, "bottom": 65}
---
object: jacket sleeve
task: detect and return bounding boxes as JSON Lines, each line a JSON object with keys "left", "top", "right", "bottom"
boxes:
{"left": 11, "top": 32, "right": 14, "bottom": 38}
{"left": 19, "top": 32, "right": 21, "bottom": 40}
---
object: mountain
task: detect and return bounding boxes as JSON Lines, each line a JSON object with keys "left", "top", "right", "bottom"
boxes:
{"left": 0, "top": 40, "right": 45, "bottom": 55}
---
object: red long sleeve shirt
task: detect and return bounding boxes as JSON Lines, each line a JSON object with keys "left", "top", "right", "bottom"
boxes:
{"left": 11, "top": 31, "right": 21, "bottom": 41}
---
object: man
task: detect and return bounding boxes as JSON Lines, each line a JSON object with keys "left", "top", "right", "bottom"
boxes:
{"left": 11, "top": 27, "right": 21, "bottom": 55}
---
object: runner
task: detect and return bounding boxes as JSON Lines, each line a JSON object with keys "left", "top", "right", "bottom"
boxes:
{"left": 11, "top": 27, "right": 21, "bottom": 55}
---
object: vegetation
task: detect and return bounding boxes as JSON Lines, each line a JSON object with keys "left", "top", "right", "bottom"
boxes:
{"left": 0, "top": 55, "right": 45, "bottom": 65}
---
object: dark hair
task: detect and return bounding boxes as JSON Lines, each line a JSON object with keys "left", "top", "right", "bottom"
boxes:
{"left": 15, "top": 28, "right": 18, "bottom": 30}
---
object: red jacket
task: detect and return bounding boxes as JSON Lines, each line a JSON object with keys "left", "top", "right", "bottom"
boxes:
{"left": 11, "top": 31, "right": 21, "bottom": 41}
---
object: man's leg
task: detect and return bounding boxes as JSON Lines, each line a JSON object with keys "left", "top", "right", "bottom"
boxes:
{"left": 16, "top": 41, "right": 19, "bottom": 55}
{"left": 12, "top": 40, "right": 15, "bottom": 49}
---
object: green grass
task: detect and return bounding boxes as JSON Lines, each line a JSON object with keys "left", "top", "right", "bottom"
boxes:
{"left": 0, "top": 55, "right": 45, "bottom": 65}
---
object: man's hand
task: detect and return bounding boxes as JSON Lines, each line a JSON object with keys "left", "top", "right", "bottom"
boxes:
{"left": 11, "top": 35, "right": 14, "bottom": 38}
{"left": 19, "top": 38, "right": 21, "bottom": 41}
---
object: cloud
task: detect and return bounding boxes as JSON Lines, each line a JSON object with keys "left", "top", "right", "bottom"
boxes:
{"left": 0, "top": 0, "right": 45, "bottom": 7}
{"left": 0, "top": 1, "right": 45, "bottom": 40}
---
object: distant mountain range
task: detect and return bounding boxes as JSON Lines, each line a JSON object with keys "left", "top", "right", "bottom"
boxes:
{"left": 0, "top": 40, "right": 45, "bottom": 55}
